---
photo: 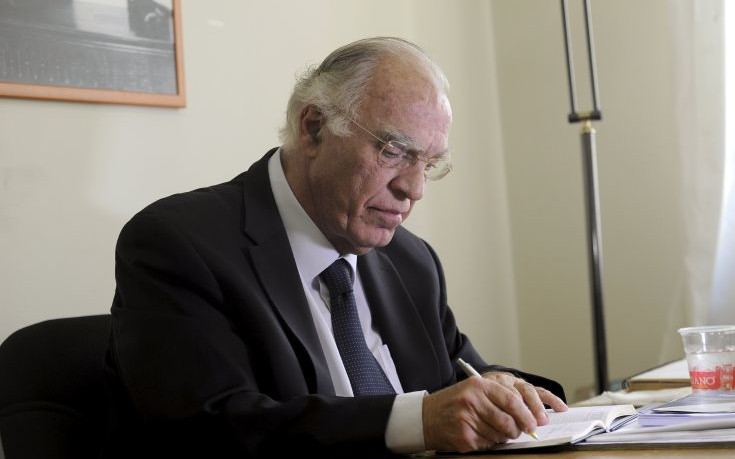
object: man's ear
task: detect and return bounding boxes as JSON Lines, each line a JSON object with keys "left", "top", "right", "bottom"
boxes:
{"left": 299, "top": 105, "right": 324, "bottom": 145}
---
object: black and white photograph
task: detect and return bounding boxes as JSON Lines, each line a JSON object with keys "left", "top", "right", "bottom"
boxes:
{"left": 0, "top": 0, "right": 184, "bottom": 106}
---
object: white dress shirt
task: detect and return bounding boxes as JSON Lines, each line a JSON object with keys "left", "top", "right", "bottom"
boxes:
{"left": 268, "top": 149, "right": 425, "bottom": 453}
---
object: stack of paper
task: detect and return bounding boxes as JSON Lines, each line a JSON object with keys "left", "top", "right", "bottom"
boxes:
{"left": 582, "top": 419, "right": 735, "bottom": 446}
{"left": 581, "top": 392, "right": 735, "bottom": 448}
{"left": 638, "top": 391, "right": 735, "bottom": 427}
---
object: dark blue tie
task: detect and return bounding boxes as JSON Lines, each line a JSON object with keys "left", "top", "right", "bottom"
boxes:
{"left": 320, "top": 259, "right": 395, "bottom": 395}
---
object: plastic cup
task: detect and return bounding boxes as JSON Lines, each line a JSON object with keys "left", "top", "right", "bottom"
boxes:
{"left": 678, "top": 325, "right": 735, "bottom": 391}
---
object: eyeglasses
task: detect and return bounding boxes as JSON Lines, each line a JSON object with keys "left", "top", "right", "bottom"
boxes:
{"left": 340, "top": 113, "right": 452, "bottom": 181}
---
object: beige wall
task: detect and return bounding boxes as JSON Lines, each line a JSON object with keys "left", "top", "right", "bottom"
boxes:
{"left": 493, "top": 0, "right": 694, "bottom": 399}
{"left": 0, "top": 0, "right": 699, "bottom": 401}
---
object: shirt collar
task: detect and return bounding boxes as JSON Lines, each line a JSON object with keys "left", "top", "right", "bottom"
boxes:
{"left": 268, "top": 148, "right": 357, "bottom": 282}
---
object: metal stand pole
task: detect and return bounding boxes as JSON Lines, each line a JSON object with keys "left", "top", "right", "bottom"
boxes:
{"left": 581, "top": 121, "right": 609, "bottom": 394}
{"left": 561, "top": 0, "right": 609, "bottom": 394}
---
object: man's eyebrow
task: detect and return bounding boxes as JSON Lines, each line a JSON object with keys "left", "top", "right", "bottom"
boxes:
{"left": 379, "top": 127, "right": 422, "bottom": 151}
{"left": 379, "top": 126, "right": 451, "bottom": 159}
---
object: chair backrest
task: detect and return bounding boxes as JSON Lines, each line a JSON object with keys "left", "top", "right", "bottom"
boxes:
{"left": 0, "top": 315, "right": 111, "bottom": 459}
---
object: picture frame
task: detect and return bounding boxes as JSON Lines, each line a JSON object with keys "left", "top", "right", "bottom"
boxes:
{"left": 0, "top": 0, "right": 185, "bottom": 108}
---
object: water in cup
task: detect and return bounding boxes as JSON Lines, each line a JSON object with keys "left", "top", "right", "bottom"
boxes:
{"left": 678, "top": 325, "right": 735, "bottom": 392}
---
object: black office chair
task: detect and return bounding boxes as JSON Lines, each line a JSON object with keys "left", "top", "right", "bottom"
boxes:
{"left": 0, "top": 315, "right": 111, "bottom": 459}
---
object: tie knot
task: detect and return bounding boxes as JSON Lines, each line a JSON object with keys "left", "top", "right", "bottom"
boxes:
{"left": 320, "top": 259, "right": 354, "bottom": 296}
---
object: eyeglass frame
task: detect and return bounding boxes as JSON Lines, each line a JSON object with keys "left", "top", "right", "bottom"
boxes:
{"left": 336, "top": 110, "right": 453, "bottom": 181}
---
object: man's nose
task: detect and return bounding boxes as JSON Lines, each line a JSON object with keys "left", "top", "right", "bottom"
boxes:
{"left": 391, "top": 163, "right": 425, "bottom": 201}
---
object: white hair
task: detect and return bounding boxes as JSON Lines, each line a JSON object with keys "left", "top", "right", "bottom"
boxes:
{"left": 279, "top": 37, "right": 449, "bottom": 148}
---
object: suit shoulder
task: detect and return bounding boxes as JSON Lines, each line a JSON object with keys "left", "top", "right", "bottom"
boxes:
{"left": 147, "top": 177, "right": 242, "bottom": 215}
{"left": 121, "top": 176, "right": 245, "bottom": 240}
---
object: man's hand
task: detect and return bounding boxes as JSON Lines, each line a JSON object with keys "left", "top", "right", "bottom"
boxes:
{"left": 481, "top": 371, "right": 567, "bottom": 428}
{"left": 422, "top": 374, "right": 567, "bottom": 453}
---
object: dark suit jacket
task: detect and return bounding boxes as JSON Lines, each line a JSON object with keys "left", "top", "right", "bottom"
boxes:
{"left": 104, "top": 149, "right": 565, "bottom": 458}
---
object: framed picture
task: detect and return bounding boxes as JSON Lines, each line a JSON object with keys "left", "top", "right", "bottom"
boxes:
{"left": 0, "top": 0, "right": 185, "bottom": 107}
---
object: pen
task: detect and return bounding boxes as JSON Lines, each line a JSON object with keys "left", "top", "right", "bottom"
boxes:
{"left": 457, "top": 357, "right": 481, "bottom": 377}
{"left": 456, "top": 358, "right": 540, "bottom": 441}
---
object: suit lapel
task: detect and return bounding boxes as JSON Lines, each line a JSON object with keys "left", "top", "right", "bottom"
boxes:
{"left": 239, "top": 151, "right": 334, "bottom": 395}
{"left": 359, "top": 250, "right": 443, "bottom": 392}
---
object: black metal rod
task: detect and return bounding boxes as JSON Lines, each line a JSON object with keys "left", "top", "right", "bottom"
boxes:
{"left": 560, "top": 0, "right": 579, "bottom": 116}
{"left": 583, "top": 0, "right": 602, "bottom": 113}
{"left": 581, "top": 123, "right": 609, "bottom": 395}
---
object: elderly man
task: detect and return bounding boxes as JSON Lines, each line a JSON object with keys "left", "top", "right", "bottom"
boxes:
{"left": 104, "top": 37, "right": 567, "bottom": 458}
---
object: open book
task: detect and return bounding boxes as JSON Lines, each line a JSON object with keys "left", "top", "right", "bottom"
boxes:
{"left": 485, "top": 404, "right": 638, "bottom": 451}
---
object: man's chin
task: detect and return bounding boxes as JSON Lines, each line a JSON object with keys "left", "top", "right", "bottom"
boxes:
{"left": 351, "top": 228, "right": 397, "bottom": 254}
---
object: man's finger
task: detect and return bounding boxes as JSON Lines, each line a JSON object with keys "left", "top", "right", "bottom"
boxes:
{"left": 515, "top": 381, "right": 548, "bottom": 423}
{"left": 476, "top": 379, "right": 538, "bottom": 438}
{"left": 537, "top": 387, "right": 568, "bottom": 412}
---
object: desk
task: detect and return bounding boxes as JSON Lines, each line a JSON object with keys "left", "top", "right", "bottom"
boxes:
{"left": 438, "top": 448, "right": 734, "bottom": 458}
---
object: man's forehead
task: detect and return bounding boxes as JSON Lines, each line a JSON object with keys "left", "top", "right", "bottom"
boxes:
{"left": 369, "top": 55, "right": 443, "bottom": 97}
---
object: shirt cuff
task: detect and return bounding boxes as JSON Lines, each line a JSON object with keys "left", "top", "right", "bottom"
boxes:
{"left": 384, "top": 390, "right": 428, "bottom": 454}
